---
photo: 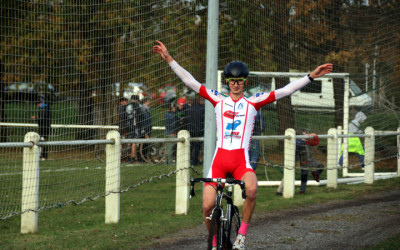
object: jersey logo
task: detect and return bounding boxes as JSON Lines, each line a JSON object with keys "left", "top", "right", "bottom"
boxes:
{"left": 224, "top": 131, "right": 241, "bottom": 139}
{"left": 223, "top": 111, "right": 238, "bottom": 119}
{"left": 237, "top": 103, "right": 244, "bottom": 110}
{"left": 255, "top": 92, "right": 265, "bottom": 97}
{"left": 226, "top": 120, "right": 241, "bottom": 130}
{"left": 224, "top": 102, "right": 233, "bottom": 107}
{"left": 210, "top": 90, "right": 219, "bottom": 96}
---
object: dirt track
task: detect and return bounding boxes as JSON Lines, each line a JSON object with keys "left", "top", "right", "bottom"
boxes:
{"left": 146, "top": 189, "right": 400, "bottom": 249}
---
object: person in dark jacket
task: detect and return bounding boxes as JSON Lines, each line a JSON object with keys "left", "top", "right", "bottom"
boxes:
{"left": 187, "top": 96, "right": 205, "bottom": 165}
{"left": 139, "top": 97, "right": 152, "bottom": 161}
{"left": 164, "top": 103, "right": 177, "bottom": 164}
{"left": 296, "top": 130, "right": 323, "bottom": 194}
{"left": 126, "top": 95, "right": 143, "bottom": 162}
{"left": 276, "top": 130, "right": 323, "bottom": 195}
{"left": 118, "top": 97, "right": 129, "bottom": 161}
{"left": 32, "top": 100, "right": 51, "bottom": 160}
{"left": 176, "top": 97, "right": 189, "bottom": 131}
{"left": 140, "top": 97, "right": 152, "bottom": 138}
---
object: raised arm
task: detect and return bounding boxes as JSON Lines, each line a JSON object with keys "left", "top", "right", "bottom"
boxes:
{"left": 274, "top": 63, "right": 334, "bottom": 100}
{"left": 153, "top": 40, "right": 202, "bottom": 92}
{"left": 248, "top": 63, "right": 333, "bottom": 110}
{"left": 153, "top": 40, "right": 223, "bottom": 106}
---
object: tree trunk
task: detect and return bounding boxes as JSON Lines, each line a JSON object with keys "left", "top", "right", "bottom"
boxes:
{"left": 272, "top": 0, "right": 293, "bottom": 148}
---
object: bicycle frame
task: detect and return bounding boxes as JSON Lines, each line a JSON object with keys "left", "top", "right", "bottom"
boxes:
{"left": 190, "top": 177, "right": 246, "bottom": 250}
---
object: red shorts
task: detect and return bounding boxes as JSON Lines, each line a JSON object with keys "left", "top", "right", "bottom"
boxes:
{"left": 206, "top": 148, "right": 255, "bottom": 187}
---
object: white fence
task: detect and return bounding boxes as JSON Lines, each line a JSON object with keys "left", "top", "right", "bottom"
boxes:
{"left": 4, "top": 127, "right": 400, "bottom": 233}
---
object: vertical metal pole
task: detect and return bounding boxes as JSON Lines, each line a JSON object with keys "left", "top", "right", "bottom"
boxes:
{"left": 398, "top": 127, "right": 400, "bottom": 177}
{"left": 343, "top": 76, "right": 350, "bottom": 177}
{"left": 203, "top": 0, "right": 219, "bottom": 177}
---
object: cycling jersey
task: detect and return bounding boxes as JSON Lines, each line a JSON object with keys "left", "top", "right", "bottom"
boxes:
{"left": 169, "top": 60, "right": 311, "bottom": 180}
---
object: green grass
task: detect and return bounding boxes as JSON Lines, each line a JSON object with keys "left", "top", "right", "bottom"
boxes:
{"left": 366, "top": 231, "right": 400, "bottom": 250}
{"left": 0, "top": 161, "right": 399, "bottom": 249}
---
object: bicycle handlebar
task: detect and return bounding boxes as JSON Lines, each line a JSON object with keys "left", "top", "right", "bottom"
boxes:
{"left": 190, "top": 177, "right": 246, "bottom": 199}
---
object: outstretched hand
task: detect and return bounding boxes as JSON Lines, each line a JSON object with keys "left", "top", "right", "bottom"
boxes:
{"left": 153, "top": 40, "right": 173, "bottom": 63}
{"left": 310, "top": 63, "right": 334, "bottom": 79}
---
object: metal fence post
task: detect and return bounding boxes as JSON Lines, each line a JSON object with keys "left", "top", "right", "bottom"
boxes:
{"left": 105, "top": 130, "right": 121, "bottom": 224}
{"left": 176, "top": 130, "right": 190, "bottom": 215}
{"left": 398, "top": 127, "right": 400, "bottom": 177}
{"left": 327, "top": 128, "right": 338, "bottom": 189}
{"left": 364, "top": 127, "right": 375, "bottom": 184}
{"left": 343, "top": 76, "right": 350, "bottom": 177}
{"left": 233, "top": 185, "right": 243, "bottom": 206}
{"left": 283, "top": 128, "right": 296, "bottom": 198}
{"left": 21, "top": 132, "right": 40, "bottom": 234}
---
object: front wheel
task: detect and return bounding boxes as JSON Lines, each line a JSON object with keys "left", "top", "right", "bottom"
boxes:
{"left": 139, "top": 142, "right": 165, "bottom": 164}
{"left": 226, "top": 205, "right": 241, "bottom": 248}
{"left": 207, "top": 208, "right": 223, "bottom": 250}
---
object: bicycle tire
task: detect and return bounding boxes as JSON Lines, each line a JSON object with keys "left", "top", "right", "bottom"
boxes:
{"left": 139, "top": 142, "right": 165, "bottom": 164}
{"left": 207, "top": 208, "right": 222, "bottom": 250}
{"left": 228, "top": 206, "right": 241, "bottom": 247}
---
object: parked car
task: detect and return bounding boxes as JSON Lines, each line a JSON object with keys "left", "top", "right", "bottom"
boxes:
{"left": 157, "top": 84, "right": 198, "bottom": 105}
{"left": 158, "top": 84, "right": 177, "bottom": 104}
{"left": 3, "top": 81, "right": 58, "bottom": 102}
{"left": 122, "top": 82, "right": 156, "bottom": 101}
{"left": 218, "top": 71, "right": 372, "bottom": 113}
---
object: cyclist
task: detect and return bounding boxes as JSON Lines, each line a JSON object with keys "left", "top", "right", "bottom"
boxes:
{"left": 153, "top": 40, "right": 333, "bottom": 249}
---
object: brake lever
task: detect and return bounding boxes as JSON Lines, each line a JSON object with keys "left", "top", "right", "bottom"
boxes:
{"left": 240, "top": 183, "right": 246, "bottom": 199}
{"left": 190, "top": 184, "right": 195, "bottom": 198}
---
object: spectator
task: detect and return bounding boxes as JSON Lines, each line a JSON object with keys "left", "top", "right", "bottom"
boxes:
{"left": 140, "top": 97, "right": 152, "bottom": 138}
{"left": 118, "top": 97, "right": 129, "bottom": 161}
{"left": 339, "top": 111, "right": 367, "bottom": 168}
{"left": 296, "top": 130, "right": 323, "bottom": 194}
{"left": 277, "top": 130, "right": 323, "bottom": 195}
{"left": 187, "top": 96, "right": 205, "bottom": 165}
{"left": 248, "top": 109, "right": 266, "bottom": 170}
{"left": 126, "top": 95, "right": 143, "bottom": 162}
{"left": 32, "top": 99, "right": 51, "bottom": 160}
{"left": 176, "top": 97, "right": 188, "bottom": 131}
{"left": 164, "top": 103, "right": 177, "bottom": 164}
{"left": 139, "top": 97, "right": 152, "bottom": 161}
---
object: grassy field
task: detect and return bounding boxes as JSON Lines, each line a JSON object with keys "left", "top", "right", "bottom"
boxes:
{"left": 0, "top": 162, "right": 399, "bottom": 249}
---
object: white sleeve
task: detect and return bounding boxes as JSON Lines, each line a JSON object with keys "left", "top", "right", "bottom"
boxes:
{"left": 169, "top": 60, "right": 201, "bottom": 93}
{"left": 274, "top": 76, "right": 311, "bottom": 100}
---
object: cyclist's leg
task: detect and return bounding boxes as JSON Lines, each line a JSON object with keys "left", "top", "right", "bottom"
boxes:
{"left": 240, "top": 171, "right": 257, "bottom": 224}
{"left": 203, "top": 184, "right": 217, "bottom": 231}
{"left": 203, "top": 149, "right": 225, "bottom": 231}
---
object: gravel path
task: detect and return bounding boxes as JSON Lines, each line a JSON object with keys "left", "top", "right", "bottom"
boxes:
{"left": 146, "top": 189, "right": 400, "bottom": 249}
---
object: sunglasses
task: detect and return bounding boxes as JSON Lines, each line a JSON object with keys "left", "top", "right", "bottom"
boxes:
{"left": 226, "top": 78, "right": 247, "bottom": 86}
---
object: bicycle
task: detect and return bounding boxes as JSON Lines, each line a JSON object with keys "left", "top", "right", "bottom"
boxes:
{"left": 190, "top": 176, "right": 246, "bottom": 250}
{"left": 94, "top": 135, "right": 165, "bottom": 164}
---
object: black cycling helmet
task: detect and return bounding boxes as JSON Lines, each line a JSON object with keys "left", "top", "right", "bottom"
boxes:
{"left": 223, "top": 61, "right": 249, "bottom": 78}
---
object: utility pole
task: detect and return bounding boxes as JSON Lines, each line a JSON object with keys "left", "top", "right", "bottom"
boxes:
{"left": 203, "top": 0, "right": 219, "bottom": 177}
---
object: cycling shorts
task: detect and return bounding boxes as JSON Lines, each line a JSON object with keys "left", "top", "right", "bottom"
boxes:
{"left": 206, "top": 148, "right": 255, "bottom": 188}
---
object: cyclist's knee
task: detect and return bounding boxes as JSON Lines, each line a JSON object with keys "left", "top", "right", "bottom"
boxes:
{"left": 202, "top": 186, "right": 216, "bottom": 215}
{"left": 202, "top": 203, "right": 213, "bottom": 217}
{"left": 245, "top": 186, "right": 257, "bottom": 201}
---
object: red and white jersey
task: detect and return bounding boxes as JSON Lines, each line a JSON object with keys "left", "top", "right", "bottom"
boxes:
{"left": 169, "top": 60, "right": 311, "bottom": 151}
{"left": 200, "top": 88, "right": 273, "bottom": 150}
